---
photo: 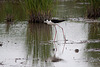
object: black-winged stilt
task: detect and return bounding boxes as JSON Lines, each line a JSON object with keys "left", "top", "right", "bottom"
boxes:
{"left": 44, "top": 19, "right": 66, "bottom": 51}
{"left": 44, "top": 19, "right": 65, "bottom": 25}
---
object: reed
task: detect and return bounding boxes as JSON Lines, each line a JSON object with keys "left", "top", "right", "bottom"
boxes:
{"left": 75, "top": 0, "right": 100, "bottom": 19}
{"left": 4, "top": 2, "right": 14, "bottom": 22}
{"left": 86, "top": 0, "right": 100, "bottom": 19}
{"left": 1, "top": 1, "right": 26, "bottom": 22}
{"left": 22, "top": 0, "right": 53, "bottom": 23}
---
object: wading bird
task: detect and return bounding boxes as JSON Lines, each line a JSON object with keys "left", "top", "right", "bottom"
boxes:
{"left": 44, "top": 19, "right": 67, "bottom": 51}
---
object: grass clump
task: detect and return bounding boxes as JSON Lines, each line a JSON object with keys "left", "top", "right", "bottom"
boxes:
{"left": 75, "top": 0, "right": 100, "bottom": 19}
{"left": 22, "top": 0, "right": 53, "bottom": 23}
{"left": 4, "top": 2, "right": 14, "bottom": 22}
{"left": 86, "top": 0, "right": 100, "bottom": 19}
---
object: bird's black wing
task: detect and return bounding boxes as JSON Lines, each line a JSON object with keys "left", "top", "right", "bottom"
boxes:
{"left": 51, "top": 19, "right": 65, "bottom": 23}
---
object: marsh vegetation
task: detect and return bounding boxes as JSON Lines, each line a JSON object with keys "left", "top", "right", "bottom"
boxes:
{"left": 77, "top": 0, "right": 100, "bottom": 19}
{"left": 0, "top": 0, "right": 100, "bottom": 23}
{"left": 21, "top": 0, "right": 53, "bottom": 23}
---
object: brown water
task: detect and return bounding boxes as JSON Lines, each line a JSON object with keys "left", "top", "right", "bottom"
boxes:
{"left": 0, "top": 0, "right": 100, "bottom": 67}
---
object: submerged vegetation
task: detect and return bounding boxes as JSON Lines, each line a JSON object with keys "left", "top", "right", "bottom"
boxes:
{"left": 22, "top": 0, "right": 53, "bottom": 23}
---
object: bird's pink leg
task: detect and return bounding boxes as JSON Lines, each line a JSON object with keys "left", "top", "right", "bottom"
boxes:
{"left": 56, "top": 24, "right": 66, "bottom": 43}
{"left": 56, "top": 24, "right": 66, "bottom": 53}
{"left": 54, "top": 26, "right": 57, "bottom": 51}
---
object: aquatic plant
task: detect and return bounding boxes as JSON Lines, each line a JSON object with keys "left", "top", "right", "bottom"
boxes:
{"left": 75, "top": 0, "right": 100, "bottom": 19}
{"left": 0, "top": 1, "right": 26, "bottom": 22}
{"left": 21, "top": 0, "right": 53, "bottom": 23}
{"left": 4, "top": 2, "right": 14, "bottom": 22}
{"left": 86, "top": 0, "right": 100, "bottom": 19}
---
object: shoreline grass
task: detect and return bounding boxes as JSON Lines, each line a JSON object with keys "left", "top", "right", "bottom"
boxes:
{"left": 86, "top": 0, "right": 100, "bottom": 19}
{"left": 21, "top": 0, "right": 54, "bottom": 23}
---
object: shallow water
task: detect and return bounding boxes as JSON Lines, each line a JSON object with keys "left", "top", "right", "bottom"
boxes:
{"left": 0, "top": 0, "right": 100, "bottom": 67}
{"left": 0, "top": 20, "right": 100, "bottom": 67}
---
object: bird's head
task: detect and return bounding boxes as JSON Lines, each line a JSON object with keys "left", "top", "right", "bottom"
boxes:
{"left": 44, "top": 19, "right": 49, "bottom": 23}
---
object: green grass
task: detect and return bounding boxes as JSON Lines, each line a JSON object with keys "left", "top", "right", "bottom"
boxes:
{"left": 87, "top": 0, "right": 100, "bottom": 8}
{"left": 75, "top": 0, "right": 100, "bottom": 19}
{"left": 87, "top": 0, "right": 100, "bottom": 19}
{"left": 24, "top": 0, "right": 52, "bottom": 13}
{"left": 0, "top": 1, "right": 27, "bottom": 22}
{"left": 20, "top": 0, "right": 54, "bottom": 22}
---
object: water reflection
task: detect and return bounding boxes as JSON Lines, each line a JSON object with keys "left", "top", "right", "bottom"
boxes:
{"left": 0, "top": 22, "right": 54, "bottom": 67}
{"left": 85, "top": 22, "right": 100, "bottom": 67}
{"left": 0, "top": 21, "right": 28, "bottom": 67}
{"left": 88, "top": 23, "right": 100, "bottom": 39}
{"left": 0, "top": 20, "right": 100, "bottom": 67}
{"left": 6, "top": 22, "right": 10, "bottom": 32}
{"left": 26, "top": 23, "right": 53, "bottom": 67}
{"left": 52, "top": 21, "right": 89, "bottom": 67}
{"left": 5, "top": 21, "right": 14, "bottom": 33}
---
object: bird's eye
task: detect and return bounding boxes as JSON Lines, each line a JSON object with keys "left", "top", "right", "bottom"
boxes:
{"left": 44, "top": 19, "right": 47, "bottom": 21}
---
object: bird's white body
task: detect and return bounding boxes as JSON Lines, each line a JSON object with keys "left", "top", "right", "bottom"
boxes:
{"left": 44, "top": 19, "right": 66, "bottom": 52}
{"left": 44, "top": 20, "right": 55, "bottom": 25}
